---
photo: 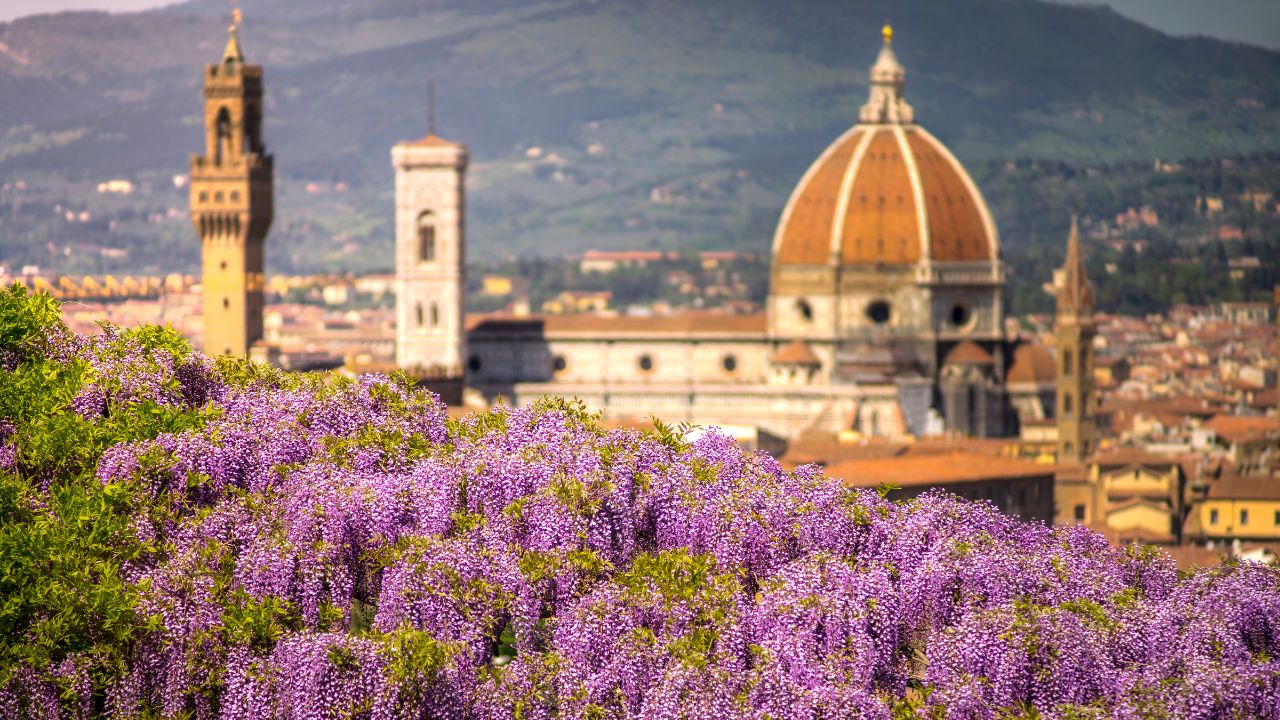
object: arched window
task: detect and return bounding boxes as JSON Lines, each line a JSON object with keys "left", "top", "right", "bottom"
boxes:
{"left": 1063, "top": 349, "right": 1073, "bottom": 376}
{"left": 415, "top": 302, "right": 424, "bottom": 328}
{"left": 1063, "top": 392, "right": 1073, "bottom": 415}
{"left": 417, "top": 212, "right": 436, "bottom": 262}
{"left": 430, "top": 302, "right": 439, "bottom": 327}
{"left": 215, "top": 107, "right": 233, "bottom": 165}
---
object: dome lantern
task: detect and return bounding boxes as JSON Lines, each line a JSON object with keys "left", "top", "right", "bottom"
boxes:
{"left": 860, "top": 23, "right": 913, "bottom": 125}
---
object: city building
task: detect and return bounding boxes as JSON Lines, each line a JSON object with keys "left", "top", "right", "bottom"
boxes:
{"left": 450, "top": 27, "right": 1053, "bottom": 441}
{"left": 189, "top": 20, "right": 273, "bottom": 357}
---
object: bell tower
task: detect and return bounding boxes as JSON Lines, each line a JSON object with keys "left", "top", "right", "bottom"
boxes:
{"left": 392, "top": 95, "right": 468, "bottom": 375}
{"left": 1055, "top": 216, "right": 1096, "bottom": 463}
{"left": 190, "top": 14, "right": 273, "bottom": 358}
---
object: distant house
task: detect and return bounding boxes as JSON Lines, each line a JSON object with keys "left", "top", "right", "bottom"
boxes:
{"left": 1192, "top": 473, "right": 1280, "bottom": 543}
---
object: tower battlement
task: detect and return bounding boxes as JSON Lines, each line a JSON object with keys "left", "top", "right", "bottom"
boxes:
{"left": 189, "top": 23, "right": 273, "bottom": 359}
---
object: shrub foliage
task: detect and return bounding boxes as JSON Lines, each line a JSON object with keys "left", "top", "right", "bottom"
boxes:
{"left": 0, "top": 284, "right": 1277, "bottom": 719}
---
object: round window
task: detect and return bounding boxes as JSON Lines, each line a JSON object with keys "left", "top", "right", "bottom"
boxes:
{"left": 796, "top": 299, "right": 813, "bottom": 322}
{"left": 722, "top": 354, "right": 737, "bottom": 372}
{"left": 552, "top": 355, "right": 567, "bottom": 372}
{"left": 467, "top": 355, "right": 482, "bottom": 372}
{"left": 950, "top": 303, "right": 971, "bottom": 327}
{"left": 638, "top": 354, "right": 654, "bottom": 372}
{"left": 866, "top": 300, "right": 891, "bottom": 325}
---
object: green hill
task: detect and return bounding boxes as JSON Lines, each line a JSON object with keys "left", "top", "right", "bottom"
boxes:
{"left": 0, "top": 0, "right": 1277, "bottom": 274}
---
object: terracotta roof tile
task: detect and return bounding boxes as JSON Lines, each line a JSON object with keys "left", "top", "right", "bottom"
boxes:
{"left": 1006, "top": 343, "right": 1056, "bottom": 385}
{"left": 1204, "top": 414, "right": 1276, "bottom": 444}
{"left": 773, "top": 340, "right": 821, "bottom": 366}
{"left": 943, "top": 341, "right": 994, "bottom": 365}
{"left": 1205, "top": 473, "right": 1280, "bottom": 501}
{"left": 826, "top": 451, "right": 1051, "bottom": 488}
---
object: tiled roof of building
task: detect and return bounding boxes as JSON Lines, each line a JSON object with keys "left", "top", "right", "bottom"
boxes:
{"left": 1160, "top": 545, "right": 1226, "bottom": 570}
{"left": 1006, "top": 342, "right": 1056, "bottom": 385}
{"left": 1089, "top": 448, "right": 1183, "bottom": 470}
{"left": 826, "top": 451, "right": 1050, "bottom": 488}
{"left": 1204, "top": 414, "right": 1276, "bottom": 444}
{"left": 1205, "top": 473, "right": 1280, "bottom": 501}
{"left": 943, "top": 341, "right": 994, "bottom": 365}
{"left": 773, "top": 340, "right": 821, "bottom": 366}
{"left": 403, "top": 133, "right": 461, "bottom": 148}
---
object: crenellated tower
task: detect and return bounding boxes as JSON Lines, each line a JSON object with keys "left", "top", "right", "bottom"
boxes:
{"left": 190, "top": 18, "right": 273, "bottom": 358}
{"left": 1055, "top": 216, "right": 1096, "bottom": 463}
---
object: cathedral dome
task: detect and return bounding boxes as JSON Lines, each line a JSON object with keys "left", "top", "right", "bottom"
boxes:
{"left": 771, "top": 30, "right": 999, "bottom": 268}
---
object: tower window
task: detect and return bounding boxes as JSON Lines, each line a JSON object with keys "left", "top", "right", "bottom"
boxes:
{"left": 796, "top": 299, "right": 813, "bottom": 322}
{"left": 430, "top": 302, "right": 439, "bottom": 327}
{"left": 1063, "top": 349, "right": 1073, "bottom": 377}
{"left": 417, "top": 212, "right": 437, "bottom": 262}
{"left": 950, "top": 303, "right": 971, "bottom": 327}
{"left": 215, "top": 107, "right": 232, "bottom": 165}
{"left": 1062, "top": 393, "right": 1073, "bottom": 415}
{"left": 415, "top": 302, "right": 424, "bottom": 328}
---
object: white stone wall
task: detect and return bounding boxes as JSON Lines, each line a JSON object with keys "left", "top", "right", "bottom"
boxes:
{"left": 393, "top": 143, "right": 467, "bottom": 373}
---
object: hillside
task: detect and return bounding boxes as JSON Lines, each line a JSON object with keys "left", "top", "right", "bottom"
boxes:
{"left": 0, "top": 0, "right": 1278, "bottom": 274}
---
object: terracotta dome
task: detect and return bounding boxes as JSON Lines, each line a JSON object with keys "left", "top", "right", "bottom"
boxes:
{"left": 771, "top": 30, "right": 999, "bottom": 268}
{"left": 1006, "top": 343, "right": 1057, "bottom": 385}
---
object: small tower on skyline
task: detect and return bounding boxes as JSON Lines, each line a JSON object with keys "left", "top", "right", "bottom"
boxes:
{"left": 1055, "top": 216, "right": 1096, "bottom": 463}
{"left": 189, "top": 14, "right": 273, "bottom": 357}
{"left": 392, "top": 90, "right": 468, "bottom": 376}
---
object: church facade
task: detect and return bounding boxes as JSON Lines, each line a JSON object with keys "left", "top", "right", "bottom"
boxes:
{"left": 397, "top": 28, "right": 1057, "bottom": 440}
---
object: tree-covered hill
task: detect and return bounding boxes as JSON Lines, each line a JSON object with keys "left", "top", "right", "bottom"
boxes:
{"left": 0, "top": 0, "right": 1278, "bottom": 272}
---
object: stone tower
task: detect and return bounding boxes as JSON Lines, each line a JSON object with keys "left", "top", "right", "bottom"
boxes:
{"left": 1055, "top": 216, "right": 1096, "bottom": 462}
{"left": 190, "top": 22, "right": 272, "bottom": 358}
{"left": 392, "top": 124, "right": 468, "bottom": 375}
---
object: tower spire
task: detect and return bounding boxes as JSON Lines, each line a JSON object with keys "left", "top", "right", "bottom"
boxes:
{"left": 222, "top": 2, "right": 244, "bottom": 64}
{"left": 1057, "top": 214, "right": 1094, "bottom": 317}
{"left": 428, "top": 80, "right": 437, "bottom": 137}
{"left": 859, "top": 22, "right": 914, "bottom": 124}
{"left": 1055, "top": 214, "right": 1097, "bottom": 464}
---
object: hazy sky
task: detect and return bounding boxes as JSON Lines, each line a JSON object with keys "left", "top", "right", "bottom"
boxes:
{"left": 2, "top": 0, "right": 1278, "bottom": 49}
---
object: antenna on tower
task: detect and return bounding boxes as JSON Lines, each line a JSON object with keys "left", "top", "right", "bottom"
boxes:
{"left": 428, "top": 80, "right": 437, "bottom": 137}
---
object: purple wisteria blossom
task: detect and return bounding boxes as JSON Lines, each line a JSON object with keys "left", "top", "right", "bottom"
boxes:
{"left": 2, "top": 316, "right": 1279, "bottom": 720}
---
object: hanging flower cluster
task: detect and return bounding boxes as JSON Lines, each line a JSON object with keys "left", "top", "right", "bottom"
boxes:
{"left": 0, "top": 286, "right": 1277, "bottom": 719}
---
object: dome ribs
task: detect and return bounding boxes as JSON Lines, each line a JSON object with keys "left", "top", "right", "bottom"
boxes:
{"left": 841, "top": 129, "right": 919, "bottom": 265}
{"left": 775, "top": 130, "right": 863, "bottom": 265}
{"left": 905, "top": 130, "right": 992, "bottom": 263}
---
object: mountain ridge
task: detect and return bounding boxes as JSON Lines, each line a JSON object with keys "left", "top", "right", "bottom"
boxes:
{"left": 0, "top": 0, "right": 1278, "bottom": 272}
